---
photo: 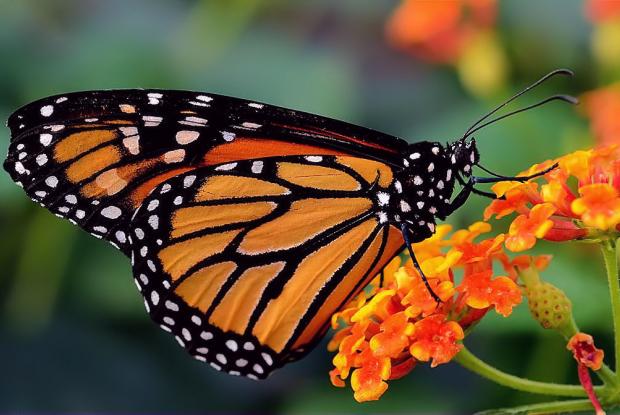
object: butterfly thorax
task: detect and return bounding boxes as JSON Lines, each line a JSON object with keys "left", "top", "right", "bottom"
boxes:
{"left": 379, "top": 138, "right": 479, "bottom": 242}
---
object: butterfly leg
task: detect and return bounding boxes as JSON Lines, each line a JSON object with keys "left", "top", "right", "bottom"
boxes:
{"left": 443, "top": 175, "right": 505, "bottom": 217}
{"left": 400, "top": 223, "right": 442, "bottom": 303}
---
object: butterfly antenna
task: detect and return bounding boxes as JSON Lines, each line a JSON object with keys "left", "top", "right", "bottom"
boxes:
{"left": 461, "top": 68, "right": 574, "bottom": 139}
{"left": 463, "top": 94, "right": 578, "bottom": 138}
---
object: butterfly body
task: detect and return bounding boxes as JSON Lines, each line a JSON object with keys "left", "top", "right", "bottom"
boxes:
{"left": 4, "top": 89, "right": 483, "bottom": 379}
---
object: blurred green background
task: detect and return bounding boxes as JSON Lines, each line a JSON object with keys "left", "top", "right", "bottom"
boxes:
{"left": 0, "top": 0, "right": 616, "bottom": 413}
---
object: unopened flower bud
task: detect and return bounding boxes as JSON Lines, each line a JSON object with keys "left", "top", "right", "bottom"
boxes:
{"left": 525, "top": 279, "right": 573, "bottom": 331}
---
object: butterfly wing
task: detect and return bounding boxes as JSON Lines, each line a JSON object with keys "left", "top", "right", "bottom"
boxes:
{"left": 129, "top": 155, "right": 404, "bottom": 378}
{"left": 4, "top": 90, "right": 408, "bottom": 376}
{"left": 4, "top": 90, "right": 407, "bottom": 254}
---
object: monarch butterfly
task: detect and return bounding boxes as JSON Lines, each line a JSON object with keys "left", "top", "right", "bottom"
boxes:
{"left": 3, "top": 69, "right": 575, "bottom": 379}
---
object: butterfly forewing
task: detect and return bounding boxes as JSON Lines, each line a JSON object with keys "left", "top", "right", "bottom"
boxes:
{"left": 5, "top": 90, "right": 407, "bottom": 254}
{"left": 129, "top": 155, "right": 404, "bottom": 377}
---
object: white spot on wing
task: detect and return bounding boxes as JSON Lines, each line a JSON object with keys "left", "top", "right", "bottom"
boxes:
{"left": 147, "top": 92, "right": 163, "bottom": 105}
{"left": 226, "top": 340, "right": 238, "bottom": 351}
{"left": 143, "top": 115, "right": 163, "bottom": 127}
{"left": 183, "top": 175, "right": 196, "bottom": 188}
{"left": 221, "top": 131, "right": 235, "bottom": 142}
{"left": 251, "top": 161, "right": 263, "bottom": 174}
{"left": 148, "top": 215, "right": 159, "bottom": 229}
{"left": 377, "top": 191, "right": 390, "bottom": 206}
{"left": 36, "top": 154, "right": 48, "bottom": 166}
{"left": 45, "top": 176, "right": 58, "bottom": 188}
{"left": 40, "top": 105, "right": 54, "bottom": 117}
{"left": 215, "top": 162, "right": 237, "bottom": 171}
{"left": 176, "top": 130, "right": 200, "bottom": 145}
{"left": 115, "top": 231, "right": 127, "bottom": 243}
{"left": 165, "top": 300, "right": 179, "bottom": 312}
{"left": 40, "top": 134, "right": 52, "bottom": 146}
{"left": 164, "top": 149, "right": 185, "bottom": 163}
{"left": 151, "top": 291, "right": 159, "bottom": 305}
{"left": 101, "top": 206, "right": 122, "bottom": 219}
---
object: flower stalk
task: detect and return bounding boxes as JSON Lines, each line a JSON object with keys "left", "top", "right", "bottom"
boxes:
{"left": 602, "top": 239, "right": 620, "bottom": 373}
{"left": 454, "top": 346, "right": 590, "bottom": 397}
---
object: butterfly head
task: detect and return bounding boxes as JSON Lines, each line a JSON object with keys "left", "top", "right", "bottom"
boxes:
{"left": 448, "top": 137, "right": 479, "bottom": 178}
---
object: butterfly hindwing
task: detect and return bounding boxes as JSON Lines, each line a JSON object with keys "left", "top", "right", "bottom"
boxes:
{"left": 129, "top": 155, "right": 404, "bottom": 377}
{"left": 5, "top": 90, "right": 407, "bottom": 254}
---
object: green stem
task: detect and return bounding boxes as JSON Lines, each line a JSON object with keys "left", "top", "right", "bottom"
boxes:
{"left": 602, "top": 239, "right": 620, "bottom": 374}
{"left": 455, "top": 346, "right": 590, "bottom": 397}
{"left": 475, "top": 399, "right": 596, "bottom": 415}
{"left": 597, "top": 363, "right": 618, "bottom": 387}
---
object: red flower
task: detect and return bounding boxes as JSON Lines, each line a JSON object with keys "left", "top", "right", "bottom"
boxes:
{"left": 567, "top": 333, "right": 605, "bottom": 371}
{"left": 567, "top": 333, "right": 606, "bottom": 415}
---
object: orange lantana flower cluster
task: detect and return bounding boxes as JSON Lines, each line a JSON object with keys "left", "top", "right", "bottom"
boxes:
{"left": 386, "top": 0, "right": 507, "bottom": 97}
{"left": 485, "top": 145, "right": 620, "bottom": 252}
{"left": 329, "top": 223, "right": 526, "bottom": 402}
{"left": 386, "top": 0, "right": 496, "bottom": 64}
{"left": 581, "top": 84, "right": 620, "bottom": 146}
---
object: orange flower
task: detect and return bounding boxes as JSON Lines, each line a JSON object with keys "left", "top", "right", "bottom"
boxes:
{"left": 505, "top": 203, "right": 556, "bottom": 252}
{"left": 328, "top": 222, "right": 525, "bottom": 401}
{"left": 410, "top": 315, "right": 464, "bottom": 367}
{"left": 484, "top": 187, "right": 531, "bottom": 220}
{"left": 386, "top": 0, "right": 496, "bottom": 64}
{"left": 581, "top": 84, "right": 620, "bottom": 146}
{"left": 571, "top": 183, "right": 620, "bottom": 230}
{"left": 350, "top": 348, "right": 391, "bottom": 402}
{"left": 485, "top": 146, "right": 620, "bottom": 253}
{"left": 586, "top": 0, "right": 620, "bottom": 22}
{"left": 454, "top": 233, "right": 505, "bottom": 268}
{"left": 398, "top": 266, "right": 454, "bottom": 319}
{"left": 370, "top": 312, "right": 414, "bottom": 358}
{"left": 585, "top": 1, "right": 620, "bottom": 78}
{"left": 458, "top": 270, "right": 522, "bottom": 317}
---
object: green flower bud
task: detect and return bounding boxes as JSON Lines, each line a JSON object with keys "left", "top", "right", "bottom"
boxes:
{"left": 525, "top": 280, "right": 572, "bottom": 331}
